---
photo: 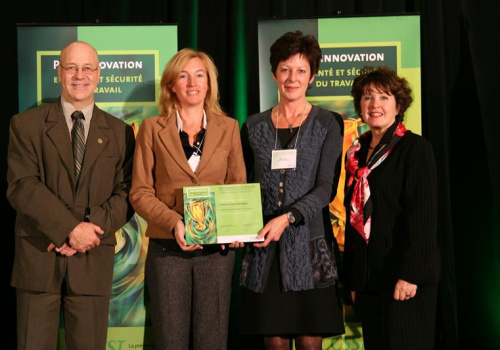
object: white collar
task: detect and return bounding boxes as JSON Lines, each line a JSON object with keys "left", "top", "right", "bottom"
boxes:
{"left": 176, "top": 109, "right": 207, "bottom": 132}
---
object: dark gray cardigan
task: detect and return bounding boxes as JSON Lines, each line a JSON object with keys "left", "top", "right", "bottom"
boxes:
{"left": 239, "top": 106, "right": 344, "bottom": 292}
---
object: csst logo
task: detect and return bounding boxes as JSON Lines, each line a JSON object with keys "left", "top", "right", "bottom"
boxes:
{"left": 107, "top": 340, "right": 126, "bottom": 350}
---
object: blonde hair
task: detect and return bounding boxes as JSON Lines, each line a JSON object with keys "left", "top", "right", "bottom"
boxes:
{"left": 158, "top": 48, "right": 224, "bottom": 117}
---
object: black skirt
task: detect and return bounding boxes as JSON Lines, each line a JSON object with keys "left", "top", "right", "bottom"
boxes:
{"left": 238, "top": 253, "right": 345, "bottom": 337}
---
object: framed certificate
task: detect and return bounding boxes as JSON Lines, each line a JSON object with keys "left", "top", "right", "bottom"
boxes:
{"left": 183, "top": 183, "right": 264, "bottom": 245}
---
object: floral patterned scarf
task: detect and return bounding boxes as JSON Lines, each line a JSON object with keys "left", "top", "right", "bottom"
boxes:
{"left": 345, "top": 121, "right": 407, "bottom": 244}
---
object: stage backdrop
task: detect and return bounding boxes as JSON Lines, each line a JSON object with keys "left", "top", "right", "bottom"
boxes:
{"left": 16, "top": 24, "right": 177, "bottom": 350}
{"left": 257, "top": 15, "right": 421, "bottom": 349}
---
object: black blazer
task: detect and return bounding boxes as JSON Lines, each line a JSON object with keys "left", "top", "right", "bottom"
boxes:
{"left": 343, "top": 131, "right": 441, "bottom": 292}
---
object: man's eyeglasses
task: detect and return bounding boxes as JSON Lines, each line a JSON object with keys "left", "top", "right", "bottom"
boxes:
{"left": 59, "top": 64, "right": 98, "bottom": 75}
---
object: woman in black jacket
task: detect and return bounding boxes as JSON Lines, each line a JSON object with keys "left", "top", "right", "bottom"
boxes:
{"left": 344, "top": 66, "right": 441, "bottom": 350}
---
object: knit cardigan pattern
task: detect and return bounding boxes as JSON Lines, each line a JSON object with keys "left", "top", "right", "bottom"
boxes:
{"left": 239, "top": 106, "right": 344, "bottom": 292}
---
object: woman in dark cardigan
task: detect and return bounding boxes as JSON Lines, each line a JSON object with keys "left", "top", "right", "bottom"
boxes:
{"left": 343, "top": 66, "right": 441, "bottom": 350}
{"left": 239, "top": 31, "right": 345, "bottom": 350}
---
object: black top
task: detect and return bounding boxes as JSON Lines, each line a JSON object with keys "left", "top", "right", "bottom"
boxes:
{"left": 180, "top": 128, "right": 206, "bottom": 159}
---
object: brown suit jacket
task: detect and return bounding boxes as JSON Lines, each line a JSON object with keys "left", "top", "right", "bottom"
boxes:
{"left": 129, "top": 111, "right": 246, "bottom": 239}
{"left": 7, "top": 98, "right": 135, "bottom": 295}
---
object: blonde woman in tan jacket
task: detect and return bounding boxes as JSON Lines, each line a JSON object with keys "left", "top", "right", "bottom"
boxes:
{"left": 129, "top": 48, "right": 246, "bottom": 350}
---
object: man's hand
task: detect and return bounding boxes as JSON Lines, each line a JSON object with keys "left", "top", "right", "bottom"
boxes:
{"left": 47, "top": 242, "right": 78, "bottom": 256}
{"left": 68, "top": 222, "right": 104, "bottom": 253}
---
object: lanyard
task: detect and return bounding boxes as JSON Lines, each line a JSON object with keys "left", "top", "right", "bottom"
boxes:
{"left": 273, "top": 103, "right": 307, "bottom": 150}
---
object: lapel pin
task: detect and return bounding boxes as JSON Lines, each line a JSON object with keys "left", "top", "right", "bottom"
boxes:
{"left": 98, "top": 138, "right": 103, "bottom": 144}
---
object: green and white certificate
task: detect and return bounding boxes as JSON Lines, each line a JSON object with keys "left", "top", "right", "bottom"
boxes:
{"left": 183, "top": 183, "right": 264, "bottom": 245}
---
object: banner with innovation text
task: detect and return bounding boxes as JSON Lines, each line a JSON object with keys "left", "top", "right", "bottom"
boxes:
{"left": 17, "top": 24, "right": 178, "bottom": 350}
{"left": 257, "top": 15, "right": 421, "bottom": 349}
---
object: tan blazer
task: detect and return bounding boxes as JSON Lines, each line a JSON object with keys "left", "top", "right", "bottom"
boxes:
{"left": 130, "top": 111, "right": 246, "bottom": 239}
{"left": 7, "top": 98, "right": 135, "bottom": 295}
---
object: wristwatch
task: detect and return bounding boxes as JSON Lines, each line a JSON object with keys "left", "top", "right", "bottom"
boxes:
{"left": 286, "top": 211, "right": 296, "bottom": 224}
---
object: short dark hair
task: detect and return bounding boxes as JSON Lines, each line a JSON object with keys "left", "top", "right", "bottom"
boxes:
{"left": 269, "top": 31, "right": 322, "bottom": 76}
{"left": 351, "top": 66, "right": 413, "bottom": 121}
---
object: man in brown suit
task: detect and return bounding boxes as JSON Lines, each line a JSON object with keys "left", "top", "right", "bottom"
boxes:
{"left": 7, "top": 41, "right": 135, "bottom": 349}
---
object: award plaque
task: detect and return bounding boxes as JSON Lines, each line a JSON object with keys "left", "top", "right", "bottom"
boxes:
{"left": 183, "top": 183, "right": 264, "bottom": 245}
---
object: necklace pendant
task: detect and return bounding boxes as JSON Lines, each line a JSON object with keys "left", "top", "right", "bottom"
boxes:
{"left": 289, "top": 124, "right": 293, "bottom": 133}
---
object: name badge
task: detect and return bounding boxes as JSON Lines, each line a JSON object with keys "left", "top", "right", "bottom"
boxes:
{"left": 188, "top": 153, "right": 201, "bottom": 172}
{"left": 271, "top": 149, "right": 297, "bottom": 170}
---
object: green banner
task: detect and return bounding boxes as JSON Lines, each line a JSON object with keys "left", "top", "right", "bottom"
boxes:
{"left": 17, "top": 24, "right": 178, "bottom": 349}
{"left": 258, "top": 15, "right": 421, "bottom": 350}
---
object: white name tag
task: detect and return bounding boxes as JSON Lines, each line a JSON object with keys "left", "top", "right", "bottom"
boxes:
{"left": 188, "top": 153, "right": 201, "bottom": 172}
{"left": 271, "top": 149, "right": 297, "bottom": 170}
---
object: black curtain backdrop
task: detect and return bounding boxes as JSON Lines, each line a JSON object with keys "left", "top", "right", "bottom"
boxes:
{"left": 4, "top": 0, "right": 499, "bottom": 349}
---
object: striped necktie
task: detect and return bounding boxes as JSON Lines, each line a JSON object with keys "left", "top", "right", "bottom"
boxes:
{"left": 71, "top": 111, "right": 86, "bottom": 183}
